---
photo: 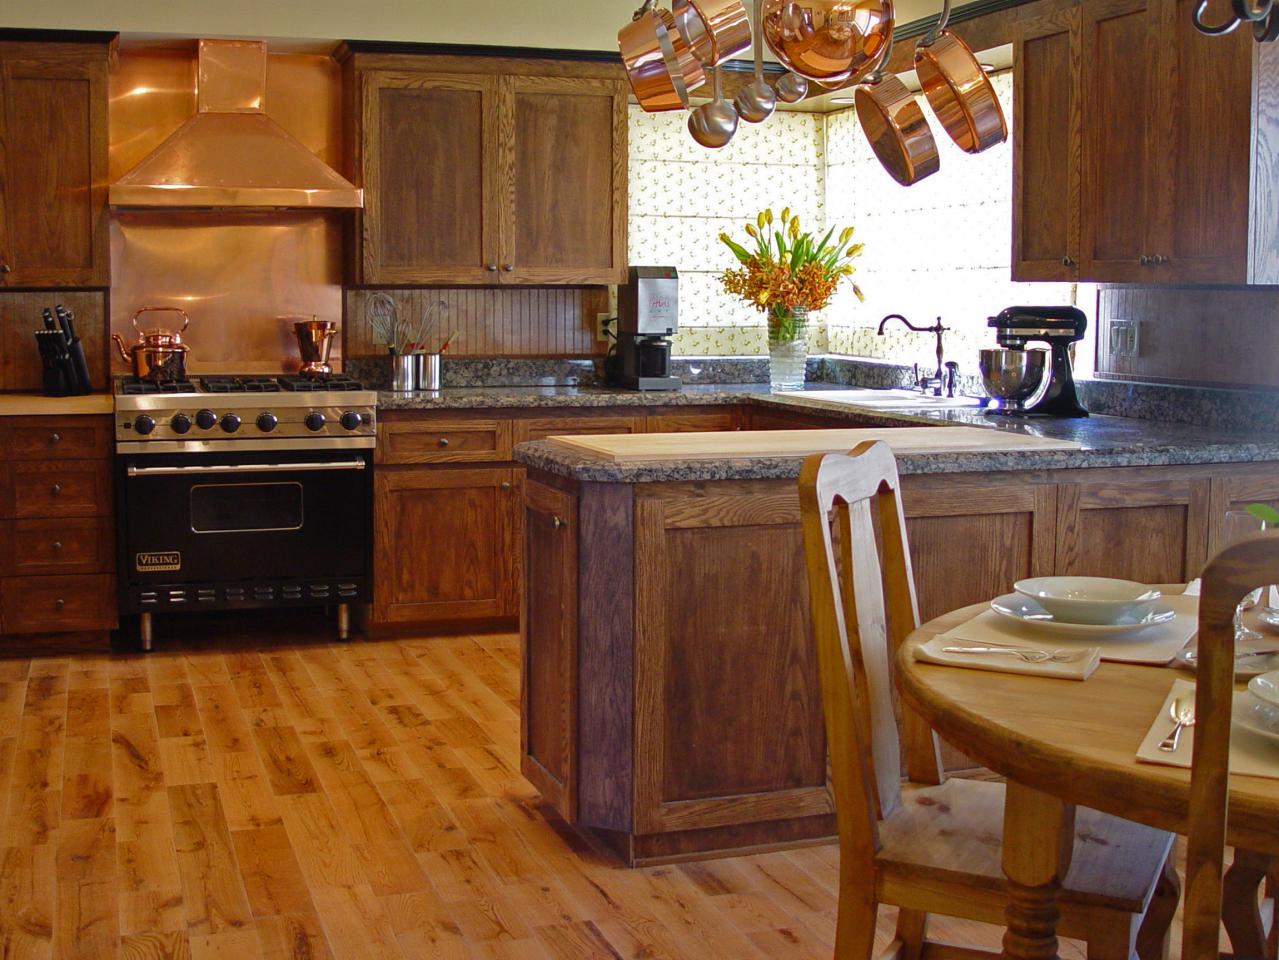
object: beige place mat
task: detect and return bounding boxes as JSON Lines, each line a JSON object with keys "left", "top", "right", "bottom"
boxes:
{"left": 914, "top": 636, "right": 1100, "bottom": 680}
{"left": 943, "top": 593, "right": 1199, "bottom": 666}
{"left": 1136, "top": 679, "right": 1279, "bottom": 780}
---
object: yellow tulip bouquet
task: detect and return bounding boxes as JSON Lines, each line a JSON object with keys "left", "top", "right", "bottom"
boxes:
{"left": 720, "top": 208, "right": 864, "bottom": 345}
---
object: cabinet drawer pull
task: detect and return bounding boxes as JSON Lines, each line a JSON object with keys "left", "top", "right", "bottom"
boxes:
{"left": 0, "top": 263, "right": 9, "bottom": 274}
{"left": 52, "top": 541, "right": 62, "bottom": 552}
{"left": 552, "top": 516, "right": 565, "bottom": 530}
{"left": 500, "top": 481, "right": 511, "bottom": 490}
{"left": 54, "top": 599, "right": 65, "bottom": 611}
{"left": 438, "top": 437, "right": 450, "bottom": 447}
{"left": 49, "top": 433, "right": 60, "bottom": 444}
{"left": 51, "top": 484, "right": 62, "bottom": 496}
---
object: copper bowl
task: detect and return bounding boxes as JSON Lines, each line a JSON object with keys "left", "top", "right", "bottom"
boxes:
{"left": 620, "top": 7, "right": 707, "bottom": 112}
{"left": 674, "top": 0, "right": 753, "bottom": 65}
{"left": 762, "top": 0, "right": 894, "bottom": 87}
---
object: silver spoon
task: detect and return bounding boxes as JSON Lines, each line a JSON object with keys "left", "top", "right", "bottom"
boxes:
{"left": 775, "top": 71, "right": 809, "bottom": 103}
{"left": 734, "top": 0, "right": 777, "bottom": 123}
{"left": 1158, "top": 697, "right": 1196, "bottom": 752}
{"left": 689, "top": 65, "right": 739, "bottom": 148}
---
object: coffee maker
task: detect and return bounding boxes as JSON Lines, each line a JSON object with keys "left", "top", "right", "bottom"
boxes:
{"left": 982, "top": 305, "right": 1089, "bottom": 418}
{"left": 617, "top": 266, "right": 681, "bottom": 391}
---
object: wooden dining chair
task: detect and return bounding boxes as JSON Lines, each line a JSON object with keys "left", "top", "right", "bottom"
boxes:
{"left": 1186, "top": 533, "right": 1279, "bottom": 960}
{"left": 798, "top": 440, "right": 1180, "bottom": 960}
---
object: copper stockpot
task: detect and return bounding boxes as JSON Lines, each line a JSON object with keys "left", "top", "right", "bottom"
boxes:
{"left": 762, "top": 0, "right": 895, "bottom": 87}
{"left": 620, "top": 3, "right": 707, "bottom": 112}
{"left": 854, "top": 37, "right": 940, "bottom": 185}
{"left": 673, "top": 0, "right": 753, "bottom": 65}
{"left": 112, "top": 307, "right": 192, "bottom": 383}
{"left": 914, "top": 0, "right": 1007, "bottom": 154}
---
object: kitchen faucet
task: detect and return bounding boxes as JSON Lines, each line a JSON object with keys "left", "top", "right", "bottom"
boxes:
{"left": 877, "top": 313, "right": 953, "bottom": 396}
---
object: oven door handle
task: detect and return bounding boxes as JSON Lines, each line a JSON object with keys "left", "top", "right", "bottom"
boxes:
{"left": 126, "top": 461, "right": 366, "bottom": 477}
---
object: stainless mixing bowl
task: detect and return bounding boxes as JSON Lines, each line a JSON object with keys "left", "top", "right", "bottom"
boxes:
{"left": 979, "top": 348, "right": 1047, "bottom": 411}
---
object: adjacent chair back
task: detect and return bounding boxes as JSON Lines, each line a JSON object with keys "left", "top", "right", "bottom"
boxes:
{"left": 797, "top": 441, "right": 942, "bottom": 863}
{"left": 1185, "top": 531, "right": 1279, "bottom": 960}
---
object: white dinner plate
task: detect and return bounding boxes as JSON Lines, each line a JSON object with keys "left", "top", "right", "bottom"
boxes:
{"left": 1248, "top": 670, "right": 1279, "bottom": 708}
{"left": 990, "top": 592, "right": 1176, "bottom": 639}
{"left": 1232, "top": 692, "right": 1279, "bottom": 746}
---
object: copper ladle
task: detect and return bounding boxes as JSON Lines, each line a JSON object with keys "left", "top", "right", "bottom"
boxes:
{"left": 689, "top": 65, "right": 739, "bottom": 148}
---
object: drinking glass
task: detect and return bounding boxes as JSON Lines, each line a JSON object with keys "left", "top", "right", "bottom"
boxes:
{"left": 1223, "top": 510, "right": 1265, "bottom": 642}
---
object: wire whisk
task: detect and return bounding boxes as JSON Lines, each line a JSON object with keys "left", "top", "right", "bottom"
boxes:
{"left": 367, "top": 294, "right": 450, "bottom": 355}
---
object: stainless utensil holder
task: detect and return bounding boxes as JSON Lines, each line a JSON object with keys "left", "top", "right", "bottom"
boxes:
{"left": 415, "top": 353, "right": 442, "bottom": 391}
{"left": 391, "top": 354, "right": 416, "bottom": 392}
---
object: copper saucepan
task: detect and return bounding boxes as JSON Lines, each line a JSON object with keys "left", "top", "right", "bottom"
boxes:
{"left": 619, "top": 2, "right": 706, "bottom": 112}
{"left": 913, "top": 0, "right": 1007, "bottom": 154}
{"left": 673, "top": 0, "right": 753, "bottom": 65}
{"left": 854, "top": 36, "right": 940, "bottom": 186}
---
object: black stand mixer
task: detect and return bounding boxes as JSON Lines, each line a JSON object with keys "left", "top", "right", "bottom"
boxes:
{"left": 980, "top": 305, "right": 1089, "bottom": 418}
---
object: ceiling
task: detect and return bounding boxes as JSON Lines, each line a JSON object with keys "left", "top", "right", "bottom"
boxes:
{"left": 7, "top": 0, "right": 951, "bottom": 54}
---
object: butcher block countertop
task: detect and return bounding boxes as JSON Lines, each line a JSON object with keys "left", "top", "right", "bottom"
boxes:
{"left": 0, "top": 393, "right": 112, "bottom": 416}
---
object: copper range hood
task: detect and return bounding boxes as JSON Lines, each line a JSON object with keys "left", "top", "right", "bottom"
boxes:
{"left": 110, "top": 39, "right": 362, "bottom": 209}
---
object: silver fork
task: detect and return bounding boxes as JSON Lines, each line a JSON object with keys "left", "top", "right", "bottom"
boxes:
{"left": 941, "top": 645, "right": 1084, "bottom": 664}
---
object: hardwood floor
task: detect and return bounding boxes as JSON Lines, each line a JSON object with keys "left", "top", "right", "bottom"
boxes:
{"left": 0, "top": 626, "right": 1120, "bottom": 958}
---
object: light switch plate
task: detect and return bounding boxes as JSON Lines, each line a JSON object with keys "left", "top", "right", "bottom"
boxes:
{"left": 1109, "top": 319, "right": 1140, "bottom": 359}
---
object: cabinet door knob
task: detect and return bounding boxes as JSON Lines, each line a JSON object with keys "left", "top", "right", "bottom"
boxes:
{"left": 52, "top": 541, "right": 62, "bottom": 552}
{"left": 500, "top": 481, "right": 511, "bottom": 490}
{"left": 1153, "top": 254, "right": 1168, "bottom": 265}
{"left": 51, "top": 484, "right": 61, "bottom": 495}
{"left": 49, "top": 433, "right": 60, "bottom": 444}
{"left": 438, "top": 437, "right": 450, "bottom": 447}
{"left": 502, "top": 264, "right": 514, "bottom": 273}
{"left": 486, "top": 263, "right": 498, "bottom": 272}
{"left": 552, "top": 516, "right": 565, "bottom": 529}
{"left": 1061, "top": 256, "right": 1075, "bottom": 268}
{"left": 54, "top": 599, "right": 65, "bottom": 611}
{"left": 0, "top": 263, "right": 10, "bottom": 274}
{"left": 1139, "top": 254, "right": 1151, "bottom": 266}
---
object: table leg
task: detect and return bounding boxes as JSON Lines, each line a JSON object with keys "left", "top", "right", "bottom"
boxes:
{"left": 1001, "top": 781, "right": 1076, "bottom": 960}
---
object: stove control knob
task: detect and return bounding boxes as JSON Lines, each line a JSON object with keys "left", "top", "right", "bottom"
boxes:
{"left": 220, "top": 413, "right": 242, "bottom": 434}
{"left": 256, "top": 412, "right": 278, "bottom": 433}
{"left": 170, "top": 413, "right": 192, "bottom": 434}
{"left": 196, "top": 409, "right": 217, "bottom": 430}
{"left": 340, "top": 411, "right": 364, "bottom": 431}
{"left": 304, "top": 411, "right": 327, "bottom": 432}
{"left": 133, "top": 414, "right": 156, "bottom": 436}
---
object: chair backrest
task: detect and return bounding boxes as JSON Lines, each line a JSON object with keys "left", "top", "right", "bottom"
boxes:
{"left": 1184, "top": 531, "right": 1279, "bottom": 960}
{"left": 798, "top": 440, "right": 942, "bottom": 863}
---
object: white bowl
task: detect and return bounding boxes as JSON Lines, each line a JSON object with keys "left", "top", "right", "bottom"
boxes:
{"left": 1248, "top": 670, "right": 1279, "bottom": 708}
{"left": 1013, "top": 577, "right": 1162, "bottom": 625}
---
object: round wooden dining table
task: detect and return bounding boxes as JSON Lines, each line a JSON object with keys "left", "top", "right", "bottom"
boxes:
{"left": 897, "top": 596, "right": 1279, "bottom": 960}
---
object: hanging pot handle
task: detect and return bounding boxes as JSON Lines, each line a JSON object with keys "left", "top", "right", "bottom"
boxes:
{"left": 131, "top": 306, "right": 191, "bottom": 335}
{"left": 863, "top": 32, "right": 896, "bottom": 85}
{"left": 1255, "top": 5, "right": 1279, "bottom": 38}
{"left": 921, "top": 0, "right": 952, "bottom": 46}
{"left": 1232, "top": 0, "right": 1273, "bottom": 23}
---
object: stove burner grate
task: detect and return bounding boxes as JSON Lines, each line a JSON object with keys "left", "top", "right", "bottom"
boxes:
{"left": 199, "top": 377, "right": 283, "bottom": 393}
{"left": 278, "top": 376, "right": 366, "bottom": 392}
{"left": 120, "top": 380, "right": 197, "bottom": 395}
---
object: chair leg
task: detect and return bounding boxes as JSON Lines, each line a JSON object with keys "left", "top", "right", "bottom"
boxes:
{"left": 834, "top": 858, "right": 879, "bottom": 960}
{"left": 1223, "top": 849, "right": 1273, "bottom": 960}
{"left": 1086, "top": 914, "right": 1139, "bottom": 960}
{"left": 1136, "top": 849, "right": 1181, "bottom": 960}
{"left": 892, "top": 909, "right": 928, "bottom": 960}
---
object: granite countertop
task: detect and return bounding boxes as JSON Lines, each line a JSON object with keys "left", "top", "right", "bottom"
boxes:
{"left": 376, "top": 383, "right": 782, "bottom": 410}
{"left": 496, "top": 387, "right": 1279, "bottom": 482}
{"left": 0, "top": 393, "right": 113, "bottom": 416}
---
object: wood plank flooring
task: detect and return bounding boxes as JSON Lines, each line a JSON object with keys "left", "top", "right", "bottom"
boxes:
{"left": 0, "top": 629, "right": 1112, "bottom": 958}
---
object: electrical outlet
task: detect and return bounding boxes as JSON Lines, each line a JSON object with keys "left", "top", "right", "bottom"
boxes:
{"left": 597, "top": 313, "right": 612, "bottom": 343}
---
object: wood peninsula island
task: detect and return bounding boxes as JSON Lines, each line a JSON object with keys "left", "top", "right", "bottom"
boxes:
{"left": 511, "top": 406, "right": 1279, "bottom": 866}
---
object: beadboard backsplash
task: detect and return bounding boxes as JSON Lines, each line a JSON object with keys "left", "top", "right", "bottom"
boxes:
{"left": 344, "top": 287, "right": 609, "bottom": 358}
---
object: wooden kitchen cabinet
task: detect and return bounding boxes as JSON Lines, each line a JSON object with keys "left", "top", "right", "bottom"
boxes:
{"left": 1014, "top": 0, "right": 1277, "bottom": 284}
{"left": 373, "top": 465, "right": 522, "bottom": 625}
{"left": 521, "top": 478, "right": 578, "bottom": 821}
{"left": 512, "top": 414, "right": 643, "bottom": 445}
{"left": 0, "top": 42, "right": 110, "bottom": 288}
{"left": 344, "top": 50, "right": 627, "bottom": 286}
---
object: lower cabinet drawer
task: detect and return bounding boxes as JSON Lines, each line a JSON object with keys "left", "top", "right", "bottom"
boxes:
{"left": 1, "top": 575, "right": 116, "bottom": 634}
{"left": 9, "top": 461, "right": 111, "bottom": 518}
{"left": 6, "top": 518, "right": 113, "bottom": 575}
{"left": 377, "top": 419, "right": 512, "bottom": 464}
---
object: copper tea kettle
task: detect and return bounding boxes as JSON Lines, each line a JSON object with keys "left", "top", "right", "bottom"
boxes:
{"left": 112, "top": 307, "right": 192, "bottom": 383}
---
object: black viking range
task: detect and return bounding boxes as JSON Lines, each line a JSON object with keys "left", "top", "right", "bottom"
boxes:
{"left": 113, "top": 373, "right": 377, "bottom": 651}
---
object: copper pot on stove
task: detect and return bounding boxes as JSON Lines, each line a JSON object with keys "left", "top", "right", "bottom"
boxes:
{"left": 112, "top": 307, "right": 191, "bottom": 383}
{"left": 293, "top": 317, "right": 339, "bottom": 378}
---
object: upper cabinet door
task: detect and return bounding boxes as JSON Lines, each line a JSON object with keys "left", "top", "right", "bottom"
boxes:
{"left": 1012, "top": 8, "right": 1081, "bottom": 281}
{"left": 0, "top": 57, "right": 108, "bottom": 288}
{"left": 499, "top": 75, "right": 628, "bottom": 285}
{"left": 1145, "top": 0, "right": 1253, "bottom": 283}
{"left": 359, "top": 71, "right": 500, "bottom": 285}
{"left": 1079, "top": 0, "right": 1162, "bottom": 282}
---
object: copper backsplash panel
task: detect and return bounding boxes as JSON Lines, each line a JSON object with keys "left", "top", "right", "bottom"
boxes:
{"left": 1096, "top": 286, "right": 1279, "bottom": 390}
{"left": 109, "top": 46, "right": 345, "bottom": 375}
{"left": 345, "top": 287, "right": 609, "bottom": 358}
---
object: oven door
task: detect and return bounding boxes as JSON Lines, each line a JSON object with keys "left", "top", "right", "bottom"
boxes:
{"left": 118, "top": 449, "right": 371, "bottom": 609}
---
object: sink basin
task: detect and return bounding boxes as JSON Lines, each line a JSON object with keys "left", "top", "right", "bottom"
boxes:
{"left": 779, "top": 388, "right": 984, "bottom": 410}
